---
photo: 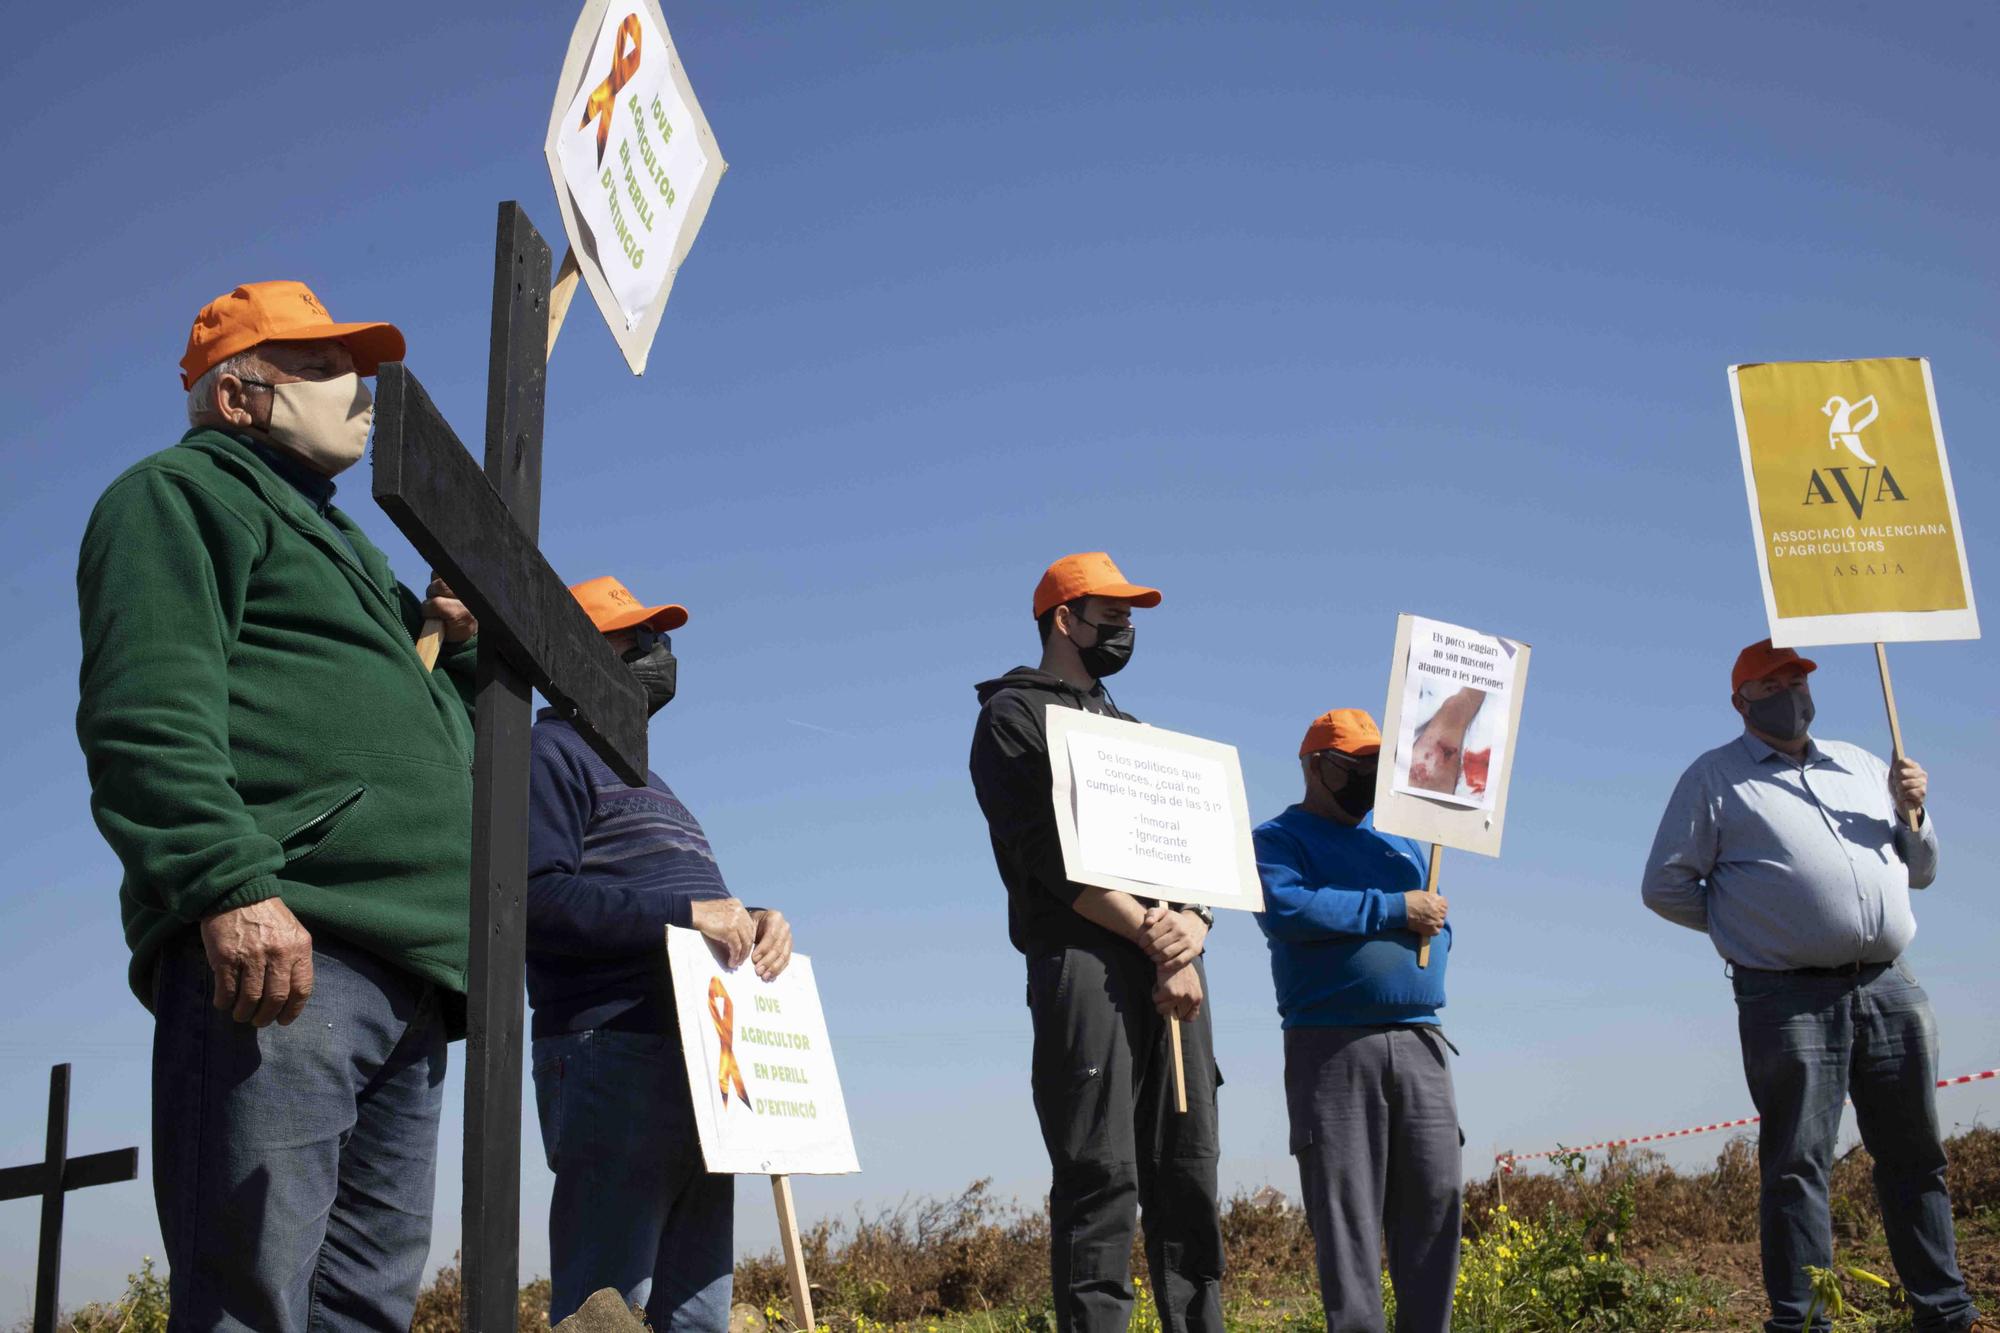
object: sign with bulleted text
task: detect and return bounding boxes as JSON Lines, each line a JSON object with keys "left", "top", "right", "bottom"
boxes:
{"left": 1046, "top": 707, "right": 1263, "bottom": 913}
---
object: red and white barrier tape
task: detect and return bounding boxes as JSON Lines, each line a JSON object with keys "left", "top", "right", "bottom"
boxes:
{"left": 1495, "top": 1067, "right": 1998, "bottom": 1175}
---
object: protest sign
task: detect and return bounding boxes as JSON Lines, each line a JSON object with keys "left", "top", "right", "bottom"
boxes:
{"left": 1729, "top": 357, "right": 1979, "bottom": 830}
{"left": 1045, "top": 708, "right": 1263, "bottom": 914}
{"left": 1045, "top": 707, "right": 1260, "bottom": 1113}
{"left": 1728, "top": 357, "right": 1978, "bottom": 648}
{"left": 545, "top": 0, "right": 727, "bottom": 373}
{"left": 1388, "top": 615, "right": 1519, "bottom": 813}
{"left": 667, "top": 926, "right": 859, "bottom": 1177}
{"left": 668, "top": 926, "right": 857, "bottom": 1329}
{"left": 1376, "top": 615, "right": 1530, "bottom": 857}
{"left": 1373, "top": 614, "right": 1533, "bottom": 967}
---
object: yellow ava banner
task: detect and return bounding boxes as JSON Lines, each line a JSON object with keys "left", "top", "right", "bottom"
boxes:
{"left": 1729, "top": 357, "right": 1978, "bottom": 645}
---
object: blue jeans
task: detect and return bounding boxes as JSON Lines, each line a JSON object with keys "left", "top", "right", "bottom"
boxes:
{"left": 532, "top": 1029, "right": 735, "bottom": 1331}
{"left": 151, "top": 930, "right": 447, "bottom": 1333}
{"left": 1734, "top": 959, "right": 1978, "bottom": 1333}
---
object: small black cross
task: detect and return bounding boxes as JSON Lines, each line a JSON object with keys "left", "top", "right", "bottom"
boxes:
{"left": 0, "top": 1064, "right": 140, "bottom": 1333}
{"left": 372, "top": 202, "right": 649, "bottom": 1331}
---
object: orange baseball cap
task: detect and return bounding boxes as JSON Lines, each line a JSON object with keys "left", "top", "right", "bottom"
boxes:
{"left": 1300, "top": 708, "right": 1383, "bottom": 758}
{"left": 569, "top": 576, "right": 689, "bottom": 633}
{"left": 1731, "top": 639, "right": 1818, "bottom": 693}
{"left": 179, "top": 280, "right": 406, "bottom": 390}
{"left": 1032, "top": 552, "right": 1162, "bottom": 619}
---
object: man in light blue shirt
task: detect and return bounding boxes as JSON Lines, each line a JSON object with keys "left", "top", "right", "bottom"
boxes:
{"left": 1642, "top": 639, "right": 1977, "bottom": 1333}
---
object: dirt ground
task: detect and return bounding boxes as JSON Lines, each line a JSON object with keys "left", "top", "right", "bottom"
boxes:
{"left": 1636, "top": 1221, "right": 1999, "bottom": 1330}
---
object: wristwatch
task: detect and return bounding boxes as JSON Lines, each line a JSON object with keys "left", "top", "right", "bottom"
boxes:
{"left": 1183, "top": 904, "right": 1214, "bottom": 928}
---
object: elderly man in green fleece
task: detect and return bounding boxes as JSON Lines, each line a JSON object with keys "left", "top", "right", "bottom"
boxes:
{"left": 75, "top": 280, "right": 479, "bottom": 1333}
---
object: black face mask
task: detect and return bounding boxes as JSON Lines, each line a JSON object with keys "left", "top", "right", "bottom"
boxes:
{"left": 623, "top": 639, "right": 678, "bottom": 716}
{"left": 1072, "top": 615, "right": 1134, "bottom": 679}
{"left": 1319, "top": 756, "right": 1378, "bottom": 819}
{"left": 1742, "top": 686, "right": 1813, "bottom": 743}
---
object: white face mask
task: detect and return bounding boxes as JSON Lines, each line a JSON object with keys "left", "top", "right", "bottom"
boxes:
{"left": 262, "top": 373, "right": 374, "bottom": 476}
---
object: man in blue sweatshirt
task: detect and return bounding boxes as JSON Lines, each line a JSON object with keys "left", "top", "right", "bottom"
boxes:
{"left": 1253, "top": 709, "right": 1458, "bottom": 1333}
{"left": 527, "top": 575, "right": 794, "bottom": 1332}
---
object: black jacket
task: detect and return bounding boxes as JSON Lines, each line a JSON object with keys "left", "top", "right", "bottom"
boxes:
{"left": 970, "top": 666, "right": 1141, "bottom": 955}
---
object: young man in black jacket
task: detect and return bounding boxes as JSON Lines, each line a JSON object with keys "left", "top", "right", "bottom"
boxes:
{"left": 968, "top": 552, "right": 1224, "bottom": 1333}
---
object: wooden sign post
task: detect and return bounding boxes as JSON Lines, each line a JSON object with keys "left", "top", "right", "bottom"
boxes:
{"left": 1416, "top": 844, "right": 1444, "bottom": 970}
{"left": 372, "top": 203, "right": 652, "bottom": 1333}
{"left": 0, "top": 1065, "right": 140, "bottom": 1333}
{"left": 1873, "top": 643, "right": 1920, "bottom": 831}
{"left": 772, "top": 1175, "right": 816, "bottom": 1330}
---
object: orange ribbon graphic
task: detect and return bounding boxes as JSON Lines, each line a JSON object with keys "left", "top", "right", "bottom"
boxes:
{"left": 579, "top": 13, "right": 643, "bottom": 167}
{"left": 708, "top": 975, "right": 753, "bottom": 1110}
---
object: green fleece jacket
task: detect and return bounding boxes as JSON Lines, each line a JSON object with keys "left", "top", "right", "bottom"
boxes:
{"left": 76, "top": 428, "right": 479, "bottom": 1009}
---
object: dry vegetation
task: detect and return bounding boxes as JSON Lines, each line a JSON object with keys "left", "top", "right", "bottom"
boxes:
{"left": 48, "top": 1128, "right": 2000, "bottom": 1332}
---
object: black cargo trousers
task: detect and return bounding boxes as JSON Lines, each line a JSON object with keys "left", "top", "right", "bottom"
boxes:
{"left": 1027, "top": 940, "right": 1225, "bottom": 1333}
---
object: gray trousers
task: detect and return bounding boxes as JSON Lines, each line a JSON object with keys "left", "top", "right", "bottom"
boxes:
{"left": 1284, "top": 1025, "right": 1462, "bottom": 1333}
{"left": 1027, "top": 944, "right": 1225, "bottom": 1333}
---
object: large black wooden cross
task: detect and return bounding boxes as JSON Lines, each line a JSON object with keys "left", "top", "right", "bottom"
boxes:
{"left": 0, "top": 1064, "right": 139, "bottom": 1333}
{"left": 373, "top": 201, "right": 649, "bottom": 1331}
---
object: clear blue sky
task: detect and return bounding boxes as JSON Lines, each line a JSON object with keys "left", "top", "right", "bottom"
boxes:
{"left": 3, "top": 1, "right": 1997, "bottom": 1316}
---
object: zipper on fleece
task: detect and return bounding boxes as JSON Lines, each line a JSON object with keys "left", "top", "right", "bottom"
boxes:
{"left": 280, "top": 785, "right": 367, "bottom": 863}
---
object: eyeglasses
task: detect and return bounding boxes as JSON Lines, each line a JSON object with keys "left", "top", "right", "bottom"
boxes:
{"left": 624, "top": 626, "right": 670, "bottom": 655}
{"left": 1314, "top": 751, "right": 1378, "bottom": 778}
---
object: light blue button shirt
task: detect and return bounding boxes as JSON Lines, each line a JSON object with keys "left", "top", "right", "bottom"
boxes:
{"left": 1641, "top": 732, "right": 1938, "bottom": 971}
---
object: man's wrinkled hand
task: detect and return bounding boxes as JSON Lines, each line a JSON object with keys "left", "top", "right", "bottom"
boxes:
{"left": 424, "top": 578, "right": 478, "bottom": 643}
{"left": 1891, "top": 757, "right": 1927, "bottom": 817}
{"left": 201, "top": 897, "right": 314, "bottom": 1027}
{"left": 1153, "top": 964, "right": 1203, "bottom": 1022}
{"left": 1140, "top": 905, "right": 1207, "bottom": 974}
{"left": 750, "top": 908, "right": 793, "bottom": 982}
{"left": 691, "top": 897, "right": 756, "bottom": 969}
{"left": 1403, "top": 890, "right": 1449, "bottom": 937}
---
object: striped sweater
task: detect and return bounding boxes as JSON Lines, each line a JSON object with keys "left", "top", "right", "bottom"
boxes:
{"left": 525, "top": 711, "right": 731, "bottom": 1037}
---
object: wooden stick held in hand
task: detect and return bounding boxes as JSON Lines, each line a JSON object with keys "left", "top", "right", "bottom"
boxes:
{"left": 773, "top": 1174, "right": 816, "bottom": 1330}
{"left": 415, "top": 618, "right": 443, "bottom": 670}
{"left": 1169, "top": 1015, "right": 1188, "bottom": 1114}
{"left": 1874, "top": 642, "right": 1920, "bottom": 832}
{"left": 1417, "top": 843, "right": 1443, "bottom": 968}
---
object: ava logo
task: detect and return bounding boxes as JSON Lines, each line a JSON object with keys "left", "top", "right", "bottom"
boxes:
{"left": 1801, "top": 392, "right": 1905, "bottom": 520}
{"left": 1822, "top": 395, "right": 1879, "bottom": 465}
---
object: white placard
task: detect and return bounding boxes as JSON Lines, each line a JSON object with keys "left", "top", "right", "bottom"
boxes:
{"left": 1373, "top": 614, "right": 1532, "bottom": 858}
{"left": 667, "top": 926, "right": 860, "bottom": 1176}
{"left": 1389, "top": 615, "right": 1519, "bottom": 811}
{"left": 1046, "top": 707, "right": 1263, "bottom": 913}
{"left": 545, "top": 0, "right": 727, "bottom": 373}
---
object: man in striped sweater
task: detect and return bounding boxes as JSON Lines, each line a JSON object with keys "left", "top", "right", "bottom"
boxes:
{"left": 526, "top": 575, "right": 794, "bottom": 1332}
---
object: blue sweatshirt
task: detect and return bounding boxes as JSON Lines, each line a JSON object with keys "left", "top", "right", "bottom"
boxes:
{"left": 525, "top": 711, "right": 732, "bottom": 1038}
{"left": 1252, "top": 805, "right": 1450, "bottom": 1028}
